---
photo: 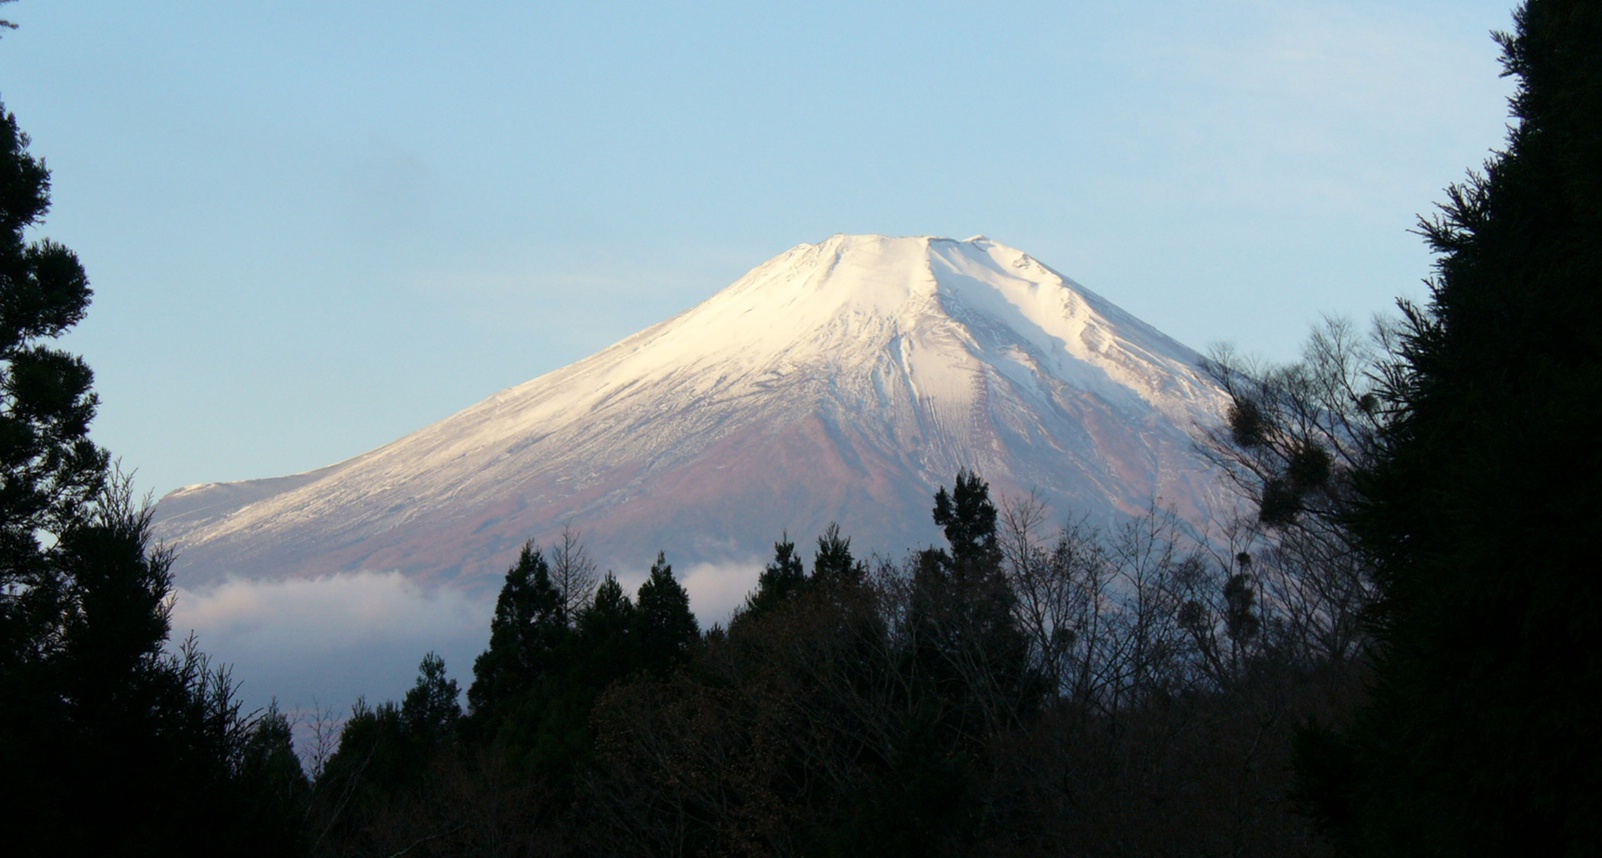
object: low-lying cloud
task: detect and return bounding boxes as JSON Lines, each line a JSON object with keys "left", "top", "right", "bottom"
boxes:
{"left": 170, "top": 571, "right": 495, "bottom": 721}
{"left": 166, "top": 559, "right": 769, "bottom": 765}
{"left": 678, "top": 558, "right": 763, "bottom": 628}
{"left": 167, "top": 562, "right": 765, "bottom": 718}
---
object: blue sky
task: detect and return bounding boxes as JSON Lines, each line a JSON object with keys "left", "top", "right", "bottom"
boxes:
{"left": 2, "top": 1, "right": 1516, "bottom": 501}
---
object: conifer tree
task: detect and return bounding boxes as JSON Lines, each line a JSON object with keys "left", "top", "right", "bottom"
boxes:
{"left": 402, "top": 651, "right": 461, "bottom": 747}
{"left": 812, "top": 521, "right": 864, "bottom": 585}
{"left": 1, "top": 93, "right": 306, "bottom": 855}
{"left": 736, "top": 533, "right": 807, "bottom": 624}
{"left": 0, "top": 98, "right": 108, "bottom": 665}
{"left": 576, "top": 572, "right": 638, "bottom": 689}
{"left": 913, "top": 471, "right": 1037, "bottom": 728}
{"left": 635, "top": 552, "right": 698, "bottom": 674}
{"left": 933, "top": 468, "right": 1002, "bottom": 572}
{"left": 468, "top": 541, "right": 565, "bottom": 722}
{"left": 1299, "top": 2, "right": 1602, "bottom": 852}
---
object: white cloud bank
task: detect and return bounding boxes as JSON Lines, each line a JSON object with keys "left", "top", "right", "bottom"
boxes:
{"left": 678, "top": 557, "right": 764, "bottom": 629}
{"left": 166, "top": 562, "right": 765, "bottom": 719}
{"left": 170, "top": 571, "right": 496, "bottom": 719}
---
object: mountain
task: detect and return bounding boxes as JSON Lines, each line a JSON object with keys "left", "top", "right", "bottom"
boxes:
{"left": 154, "top": 234, "right": 1231, "bottom": 599}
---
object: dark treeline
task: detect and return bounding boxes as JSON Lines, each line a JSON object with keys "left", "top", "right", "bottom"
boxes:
{"left": 7, "top": 0, "right": 1599, "bottom": 853}
{"left": 296, "top": 467, "right": 1363, "bottom": 857}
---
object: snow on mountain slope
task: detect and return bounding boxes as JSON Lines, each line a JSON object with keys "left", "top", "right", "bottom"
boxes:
{"left": 154, "top": 234, "right": 1231, "bottom": 594}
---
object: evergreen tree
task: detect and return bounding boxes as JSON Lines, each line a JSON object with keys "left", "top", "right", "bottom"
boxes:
{"left": 575, "top": 571, "right": 638, "bottom": 689}
{"left": 313, "top": 697, "right": 412, "bottom": 847}
{"left": 468, "top": 541, "right": 566, "bottom": 723}
{"left": 635, "top": 551, "right": 698, "bottom": 675}
{"left": 811, "top": 521, "right": 864, "bottom": 586}
{"left": 316, "top": 654, "right": 464, "bottom": 846}
{"left": 1299, "top": 2, "right": 1602, "bottom": 853}
{"left": 736, "top": 533, "right": 807, "bottom": 625}
{"left": 0, "top": 97, "right": 108, "bottom": 668}
{"left": 0, "top": 94, "right": 304, "bottom": 855}
{"left": 913, "top": 471, "right": 1038, "bottom": 728}
{"left": 402, "top": 651, "right": 461, "bottom": 747}
{"left": 933, "top": 468, "right": 1002, "bottom": 572}
{"left": 235, "top": 703, "right": 313, "bottom": 853}
{"left": 4, "top": 477, "right": 307, "bottom": 856}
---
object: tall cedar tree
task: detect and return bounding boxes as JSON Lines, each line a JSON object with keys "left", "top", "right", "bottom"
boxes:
{"left": 574, "top": 572, "right": 638, "bottom": 690}
{"left": 932, "top": 468, "right": 1002, "bottom": 571}
{"left": 403, "top": 651, "right": 462, "bottom": 746}
{"left": 1298, "top": 2, "right": 1602, "bottom": 853}
{"left": 635, "top": 551, "right": 698, "bottom": 675}
{"left": 736, "top": 533, "right": 807, "bottom": 626}
{"left": 468, "top": 541, "right": 566, "bottom": 726}
{"left": 913, "top": 470, "right": 1037, "bottom": 732}
{"left": 0, "top": 102, "right": 107, "bottom": 656}
{"left": 812, "top": 521, "right": 864, "bottom": 586}
{"left": 1, "top": 93, "right": 306, "bottom": 855}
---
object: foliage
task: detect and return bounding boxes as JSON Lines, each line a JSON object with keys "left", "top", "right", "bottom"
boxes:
{"left": 0, "top": 98, "right": 109, "bottom": 656}
{"left": 931, "top": 468, "right": 1001, "bottom": 569}
{"left": 811, "top": 522, "right": 864, "bottom": 587}
{"left": 913, "top": 470, "right": 1039, "bottom": 733}
{"left": 468, "top": 541, "right": 565, "bottom": 727}
{"left": 634, "top": 551, "right": 698, "bottom": 675}
{"left": 0, "top": 94, "right": 305, "bottom": 856}
{"left": 1297, "top": 1, "right": 1602, "bottom": 853}
{"left": 304, "top": 470, "right": 1382, "bottom": 856}
{"left": 1, "top": 477, "right": 312, "bottom": 856}
{"left": 313, "top": 654, "right": 469, "bottom": 856}
{"left": 733, "top": 533, "right": 808, "bottom": 629}
{"left": 574, "top": 571, "right": 638, "bottom": 690}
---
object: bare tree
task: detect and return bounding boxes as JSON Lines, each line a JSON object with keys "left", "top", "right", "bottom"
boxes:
{"left": 1199, "top": 315, "right": 1389, "bottom": 666}
{"left": 549, "top": 522, "right": 599, "bottom": 626}
{"left": 298, "top": 700, "right": 341, "bottom": 782}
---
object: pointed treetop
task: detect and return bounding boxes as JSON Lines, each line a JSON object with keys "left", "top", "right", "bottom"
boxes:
{"left": 636, "top": 551, "right": 698, "bottom": 673}
{"left": 933, "top": 468, "right": 1001, "bottom": 570}
{"left": 813, "top": 522, "right": 863, "bottom": 584}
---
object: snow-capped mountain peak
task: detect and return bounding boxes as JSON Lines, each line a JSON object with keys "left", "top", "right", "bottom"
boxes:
{"left": 155, "top": 234, "right": 1229, "bottom": 599}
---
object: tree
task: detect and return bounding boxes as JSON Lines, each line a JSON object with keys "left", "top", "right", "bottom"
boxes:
{"left": 468, "top": 540, "right": 566, "bottom": 723}
{"left": 634, "top": 551, "right": 698, "bottom": 675}
{"left": 235, "top": 702, "right": 313, "bottom": 853}
{"left": 574, "top": 571, "right": 638, "bottom": 690}
{"left": 550, "top": 522, "right": 598, "bottom": 625}
{"left": 1202, "top": 318, "right": 1386, "bottom": 536}
{"left": 932, "top": 468, "right": 1001, "bottom": 571}
{"left": 913, "top": 471, "right": 1038, "bottom": 733}
{"left": 735, "top": 533, "right": 807, "bottom": 627}
{"left": 0, "top": 95, "right": 308, "bottom": 855}
{"left": 1298, "top": 3, "right": 1602, "bottom": 853}
{"left": 812, "top": 521, "right": 864, "bottom": 587}
{"left": 3, "top": 475, "right": 309, "bottom": 856}
{"left": 1201, "top": 322, "right": 1384, "bottom": 669}
{"left": 0, "top": 98, "right": 109, "bottom": 660}
{"left": 402, "top": 651, "right": 461, "bottom": 747}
